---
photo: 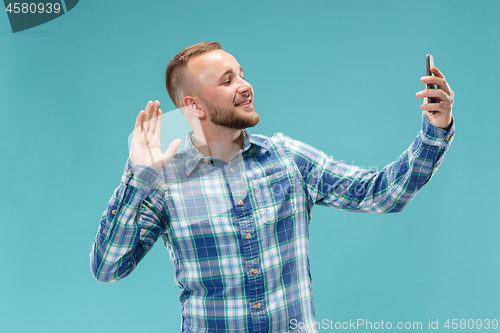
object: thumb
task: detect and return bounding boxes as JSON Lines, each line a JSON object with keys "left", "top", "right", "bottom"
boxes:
{"left": 160, "top": 139, "right": 182, "bottom": 166}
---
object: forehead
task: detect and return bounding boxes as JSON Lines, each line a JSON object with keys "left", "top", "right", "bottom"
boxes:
{"left": 187, "top": 50, "right": 241, "bottom": 81}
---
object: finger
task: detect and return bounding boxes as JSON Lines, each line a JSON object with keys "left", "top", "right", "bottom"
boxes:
{"left": 416, "top": 89, "right": 452, "bottom": 103}
{"left": 430, "top": 66, "right": 446, "bottom": 80}
{"left": 421, "top": 75, "right": 446, "bottom": 87}
{"left": 134, "top": 110, "right": 145, "bottom": 137}
{"left": 420, "top": 102, "right": 447, "bottom": 113}
{"left": 165, "top": 138, "right": 182, "bottom": 155}
{"left": 155, "top": 109, "right": 163, "bottom": 139}
{"left": 420, "top": 75, "right": 452, "bottom": 97}
{"left": 161, "top": 139, "right": 182, "bottom": 167}
{"left": 143, "top": 101, "right": 153, "bottom": 133}
{"left": 149, "top": 100, "right": 160, "bottom": 135}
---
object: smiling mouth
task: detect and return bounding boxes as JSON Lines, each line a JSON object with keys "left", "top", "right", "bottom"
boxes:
{"left": 235, "top": 97, "right": 252, "bottom": 106}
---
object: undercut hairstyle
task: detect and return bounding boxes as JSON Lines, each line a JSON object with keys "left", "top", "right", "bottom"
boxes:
{"left": 165, "top": 41, "right": 223, "bottom": 108}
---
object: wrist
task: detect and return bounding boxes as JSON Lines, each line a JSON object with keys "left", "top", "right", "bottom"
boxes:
{"left": 421, "top": 112, "right": 455, "bottom": 147}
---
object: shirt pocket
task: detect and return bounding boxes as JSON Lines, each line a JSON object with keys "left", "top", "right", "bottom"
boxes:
{"left": 251, "top": 168, "right": 297, "bottom": 224}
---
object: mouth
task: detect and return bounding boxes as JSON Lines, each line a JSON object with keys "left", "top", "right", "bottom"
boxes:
{"left": 235, "top": 96, "right": 253, "bottom": 107}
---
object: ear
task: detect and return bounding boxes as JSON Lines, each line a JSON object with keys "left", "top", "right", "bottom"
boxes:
{"left": 183, "top": 96, "right": 207, "bottom": 119}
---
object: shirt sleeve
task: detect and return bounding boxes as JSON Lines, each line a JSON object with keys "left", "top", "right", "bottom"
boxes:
{"left": 283, "top": 112, "right": 455, "bottom": 213}
{"left": 89, "top": 158, "right": 168, "bottom": 283}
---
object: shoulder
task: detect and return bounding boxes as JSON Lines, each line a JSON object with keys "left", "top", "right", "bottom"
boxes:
{"left": 250, "top": 131, "right": 298, "bottom": 148}
{"left": 249, "top": 132, "right": 319, "bottom": 167}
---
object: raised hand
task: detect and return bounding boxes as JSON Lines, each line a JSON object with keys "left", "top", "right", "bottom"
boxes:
{"left": 129, "top": 100, "right": 182, "bottom": 171}
{"left": 416, "top": 66, "right": 454, "bottom": 130}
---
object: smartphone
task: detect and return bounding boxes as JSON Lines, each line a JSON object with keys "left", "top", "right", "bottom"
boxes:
{"left": 426, "top": 54, "right": 438, "bottom": 113}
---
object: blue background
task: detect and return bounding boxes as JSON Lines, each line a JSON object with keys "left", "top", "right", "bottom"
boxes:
{"left": 1, "top": 0, "right": 499, "bottom": 332}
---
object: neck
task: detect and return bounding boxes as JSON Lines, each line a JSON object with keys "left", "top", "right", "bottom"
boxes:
{"left": 193, "top": 126, "right": 244, "bottom": 164}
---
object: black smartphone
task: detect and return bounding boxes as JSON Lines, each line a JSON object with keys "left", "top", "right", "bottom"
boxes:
{"left": 426, "top": 54, "right": 438, "bottom": 109}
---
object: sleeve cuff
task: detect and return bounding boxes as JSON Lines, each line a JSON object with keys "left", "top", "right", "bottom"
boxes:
{"left": 120, "top": 158, "right": 163, "bottom": 191}
{"left": 420, "top": 112, "right": 455, "bottom": 147}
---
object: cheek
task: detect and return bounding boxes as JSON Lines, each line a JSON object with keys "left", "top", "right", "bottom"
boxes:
{"left": 205, "top": 88, "right": 234, "bottom": 105}
{"left": 221, "top": 92, "right": 234, "bottom": 105}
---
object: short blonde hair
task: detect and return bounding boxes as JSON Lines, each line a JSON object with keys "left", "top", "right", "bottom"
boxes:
{"left": 165, "top": 41, "right": 223, "bottom": 108}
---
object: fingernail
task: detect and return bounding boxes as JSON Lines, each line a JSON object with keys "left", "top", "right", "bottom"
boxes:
{"left": 416, "top": 92, "right": 423, "bottom": 97}
{"left": 421, "top": 77, "right": 428, "bottom": 82}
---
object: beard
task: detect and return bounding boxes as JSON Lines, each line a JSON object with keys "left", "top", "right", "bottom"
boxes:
{"left": 204, "top": 100, "right": 260, "bottom": 129}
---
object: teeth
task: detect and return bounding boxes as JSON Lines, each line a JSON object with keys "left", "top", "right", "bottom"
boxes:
{"left": 237, "top": 100, "right": 251, "bottom": 106}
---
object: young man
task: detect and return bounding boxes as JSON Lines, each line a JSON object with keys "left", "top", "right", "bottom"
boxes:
{"left": 90, "top": 42, "right": 455, "bottom": 332}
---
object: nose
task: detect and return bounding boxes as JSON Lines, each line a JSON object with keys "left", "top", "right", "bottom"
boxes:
{"left": 236, "top": 78, "right": 253, "bottom": 96}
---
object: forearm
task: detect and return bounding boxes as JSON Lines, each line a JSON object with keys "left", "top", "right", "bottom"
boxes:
{"left": 284, "top": 112, "right": 455, "bottom": 213}
{"left": 326, "top": 113, "right": 455, "bottom": 213}
{"left": 90, "top": 159, "right": 166, "bottom": 283}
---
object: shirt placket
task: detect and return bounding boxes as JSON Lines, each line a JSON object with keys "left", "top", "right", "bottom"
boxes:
{"left": 225, "top": 156, "right": 270, "bottom": 332}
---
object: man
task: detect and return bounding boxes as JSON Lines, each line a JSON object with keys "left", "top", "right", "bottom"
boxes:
{"left": 90, "top": 42, "right": 455, "bottom": 332}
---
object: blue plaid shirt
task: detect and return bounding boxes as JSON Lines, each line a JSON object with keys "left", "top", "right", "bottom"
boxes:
{"left": 90, "top": 113, "right": 454, "bottom": 332}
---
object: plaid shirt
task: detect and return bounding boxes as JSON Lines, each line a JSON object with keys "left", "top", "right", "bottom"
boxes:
{"left": 90, "top": 113, "right": 454, "bottom": 332}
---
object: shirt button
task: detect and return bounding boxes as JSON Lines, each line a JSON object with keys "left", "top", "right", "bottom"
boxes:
{"left": 230, "top": 167, "right": 235, "bottom": 174}
{"left": 446, "top": 134, "right": 451, "bottom": 141}
{"left": 238, "top": 200, "right": 243, "bottom": 206}
{"left": 251, "top": 268, "right": 257, "bottom": 275}
{"left": 245, "top": 233, "right": 251, "bottom": 240}
{"left": 111, "top": 209, "right": 116, "bottom": 215}
{"left": 255, "top": 303, "right": 261, "bottom": 310}
{"left": 127, "top": 169, "right": 132, "bottom": 175}
{"left": 435, "top": 163, "right": 440, "bottom": 168}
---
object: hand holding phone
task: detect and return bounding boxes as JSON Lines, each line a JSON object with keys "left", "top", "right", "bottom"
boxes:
{"left": 416, "top": 55, "right": 454, "bottom": 129}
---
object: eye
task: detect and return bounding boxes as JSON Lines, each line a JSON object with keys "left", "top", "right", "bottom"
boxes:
{"left": 222, "top": 78, "right": 231, "bottom": 85}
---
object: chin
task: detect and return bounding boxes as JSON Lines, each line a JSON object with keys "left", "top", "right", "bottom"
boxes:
{"left": 246, "top": 114, "right": 260, "bottom": 128}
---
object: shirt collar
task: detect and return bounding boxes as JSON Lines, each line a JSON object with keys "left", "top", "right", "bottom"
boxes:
{"left": 182, "top": 128, "right": 270, "bottom": 177}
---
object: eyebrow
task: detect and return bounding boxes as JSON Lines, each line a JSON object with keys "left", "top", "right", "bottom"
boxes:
{"left": 218, "top": 66, "right": 244, "bottom": 80}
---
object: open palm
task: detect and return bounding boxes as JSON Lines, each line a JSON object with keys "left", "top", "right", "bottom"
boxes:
{"left": 129, "top": 100, "right": 181, "bottom": 171}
